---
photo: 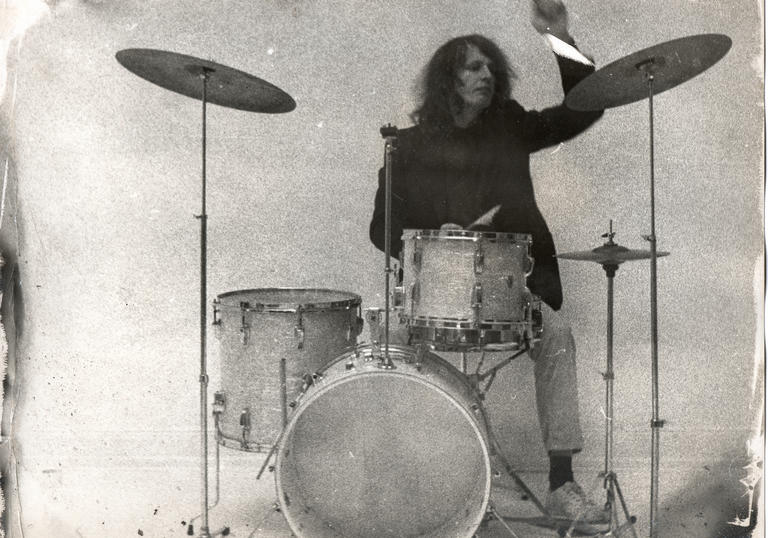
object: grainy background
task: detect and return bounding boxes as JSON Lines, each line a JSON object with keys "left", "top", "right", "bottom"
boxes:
{"left": 0, "top": 0, "right": 762, "bottom": 536}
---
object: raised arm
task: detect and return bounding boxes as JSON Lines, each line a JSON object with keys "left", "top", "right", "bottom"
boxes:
{"left": 517, "top": 0, "right": 604, "bottom": 152}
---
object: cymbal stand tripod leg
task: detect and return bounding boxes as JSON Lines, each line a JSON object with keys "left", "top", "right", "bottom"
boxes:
{"left": 187, "top": 413, "right": 229, "bottom": 536}
{"left": 601, "top": 472, "right": 637, "bottom": 537}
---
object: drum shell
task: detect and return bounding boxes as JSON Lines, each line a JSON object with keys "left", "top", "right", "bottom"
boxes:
{"left": 275, "top": 344, "right": 491, "bottom": 538}
{"left": 214, "top": 288, "right": 361, "bottom": 451}
{"left": 402, "top": 229, "right": 533, "bottom": 325}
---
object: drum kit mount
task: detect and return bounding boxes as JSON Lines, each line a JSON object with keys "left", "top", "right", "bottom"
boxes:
{"left": 116, "top": 30, "right": 730, "bottom": 538}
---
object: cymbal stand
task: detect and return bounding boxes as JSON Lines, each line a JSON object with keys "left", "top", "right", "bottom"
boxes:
{"left": 638, "top": 63, "right": 665, "bottom": 538}
{"left": 378, "top": 124, "right": 398, "bottom": 369}
{"left": 595, "top": 228, "right": 637, "bottom": 537}
{"left": 186, "top": 412, "right": 229, "bottom": 536}
{"left": 189, "top": 67, "right": 228, "bottom": 538}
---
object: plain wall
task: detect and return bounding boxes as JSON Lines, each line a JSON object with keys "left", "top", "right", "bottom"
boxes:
{"left": 0, "top": 0, "right": 762, "bottom": 536}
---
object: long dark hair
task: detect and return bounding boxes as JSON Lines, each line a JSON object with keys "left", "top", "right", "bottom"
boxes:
{"left": 412, "top": 34, "right": 515, "bottom": 131}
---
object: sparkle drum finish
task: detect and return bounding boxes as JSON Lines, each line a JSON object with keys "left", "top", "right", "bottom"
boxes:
{"left": 213, "top": 288, "right": 362, "bottom": 452}
{"left": 400, "top": 229, "right": 542, "bottom": 350}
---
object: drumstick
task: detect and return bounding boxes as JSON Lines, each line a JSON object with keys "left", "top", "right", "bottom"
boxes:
{"left": 467, "top": 204, "right": 501, "bottom": 230}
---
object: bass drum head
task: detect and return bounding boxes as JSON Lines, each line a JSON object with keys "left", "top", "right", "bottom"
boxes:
{"left": 275, "top": 347, "right": 490, "bottom": 538}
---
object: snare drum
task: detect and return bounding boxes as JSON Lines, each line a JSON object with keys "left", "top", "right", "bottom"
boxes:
{"left": 213, "top": 288, "right": 362, "bottom": 452}
{"left": 400, "top": 229, "right": 541, "bottom": 350}
{"left": 275, "top": 344, "right": 491, "bottom": 538}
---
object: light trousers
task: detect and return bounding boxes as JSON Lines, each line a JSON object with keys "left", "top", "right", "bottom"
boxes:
{"left": 529, "top": 303, "right": 584, "bottom": 454}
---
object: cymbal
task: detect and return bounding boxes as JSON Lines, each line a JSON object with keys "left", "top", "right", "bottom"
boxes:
{"left": 566, "top": 34, "right": 731, "bottom": 111}
{"left": 557, "top": 243, "right": 670, "bottom": 266}
{"left": 115, "top": 48, "right": 296, "bottom": 113}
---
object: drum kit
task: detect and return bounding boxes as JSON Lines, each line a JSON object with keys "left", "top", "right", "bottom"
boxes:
{"left": 116, "top": 30, "right": 730, "bottom": 538}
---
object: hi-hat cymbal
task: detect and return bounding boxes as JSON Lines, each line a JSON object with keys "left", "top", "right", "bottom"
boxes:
{"left": 115, "top": 48, "right": 296, "bottom": 113}
{"left": 566, "top": 34, "right": 731, "bottom": 111}
{"left": 557, "top": 243, "right": 670, "bottom": 266}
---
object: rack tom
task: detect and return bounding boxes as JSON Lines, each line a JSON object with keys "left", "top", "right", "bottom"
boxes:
{"left": 399, "top": 229, "right": 542, "bottom": 350}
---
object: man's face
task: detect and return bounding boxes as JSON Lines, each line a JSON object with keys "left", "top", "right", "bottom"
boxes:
{"left": 455, "top": 44, "right": 494, "bottom": 110}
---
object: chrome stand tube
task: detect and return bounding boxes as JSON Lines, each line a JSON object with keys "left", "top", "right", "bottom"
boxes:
{"left": 379, "top": 124, "right": 398, "bottom": 369}
{"left": 644, "top": 73, "right": 664, "bottom": 538}
{"left": 198, "top": 70, "right": 211, "bottom": 538}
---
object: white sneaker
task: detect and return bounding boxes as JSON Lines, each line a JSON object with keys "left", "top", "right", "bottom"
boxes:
{"left": 546, "top": 481, "right": 610, "bottom": 524}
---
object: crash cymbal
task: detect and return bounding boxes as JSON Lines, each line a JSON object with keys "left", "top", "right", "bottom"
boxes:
{"left": 116, "top": 48, "right": 296, "bottom": 113}
{"left": 566, "top": 34, "right": 731, "bottom": 111}
{"left": 557, "top": 243, "right": 670, "bottom": 266}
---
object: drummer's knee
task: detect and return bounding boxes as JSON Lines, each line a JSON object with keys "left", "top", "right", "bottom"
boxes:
{"left": 531, "top": 304, "right": 576, "bottom": 360}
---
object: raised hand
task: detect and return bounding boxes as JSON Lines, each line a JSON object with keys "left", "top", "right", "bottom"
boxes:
{"left": 531, "top": 0, "right": 571, "bottom": 42}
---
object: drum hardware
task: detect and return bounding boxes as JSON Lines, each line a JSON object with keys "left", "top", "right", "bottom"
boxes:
{"left": 279, "top": 358, "right": 288, "bottom": 427}
{"left": 346, "top": 305, "right": 364, "bottom": 341}
{"left": 254, "top": 364, "right": 324, "bottom": 481}
{"left": 212, "top": 392, "right": 226, "bottom": 415}
{"left": 484, "top": 503, "right": 522, "bottom": 538}
{"left": 238, "top": 409, "right": 251, "bottom": 449}
{"left": 238, "top": 304, "right": 250, "bottom": 345}
{"left": 461, "top": 346, "right": 529, "bottom": 399}
{"left": 255, "top": 423, "right": 287, "bottom": 480}
{"left": 364, "top": 308, "right": 383, "bottom": 346}
{"left": 293, "top": 308, "right": 305, "bottom": 349}
{"left": 116, "top": 48, "right": 296, "bottom": 538}
{"left": 191, "top": 397, "right": 227, "bottom": 537}
{"left": 471, "top": 282, "right": 483, "bottom": 326}
{"left": 474, "top": 245, "right": 485, "bottom": 274}
{"left": 566, "top": 35, "right": 731, "bottom": 536}
{"left": 412, "top": 237, "right": 423, "bottom": 268}
{"left": 392, "top": 283, "right": 405, "bottom": 308}
{"left": 377, "top": 124, "right": 400, "bottom": 370}
{"left": 558, "top": 221, "right": 671, "bottom": 537}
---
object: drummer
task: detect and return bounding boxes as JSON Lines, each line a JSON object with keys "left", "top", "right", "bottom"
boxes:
{"left": 369, "top": 0, "right": 606, "bottom": 523}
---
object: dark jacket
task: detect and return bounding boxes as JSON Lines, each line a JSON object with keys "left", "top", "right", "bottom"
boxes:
{"left": 369, "top": 54, "right": 602, "bottom": 311}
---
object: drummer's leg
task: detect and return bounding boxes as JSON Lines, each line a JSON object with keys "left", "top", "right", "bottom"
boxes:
{"left": 529, "top": 305, "right": 609, "bottom": 521}
{"left": 528, "top": 303, "right": 584, "bottom": 457}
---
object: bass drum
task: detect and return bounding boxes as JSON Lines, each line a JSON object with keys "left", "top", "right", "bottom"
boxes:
{"left": 274, "top": 345, "right": 491, "bottom": 538}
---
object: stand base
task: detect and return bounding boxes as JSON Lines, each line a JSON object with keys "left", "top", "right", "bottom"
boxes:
{"left": 186, "top": 524, "right": 230, "bottom": 537}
